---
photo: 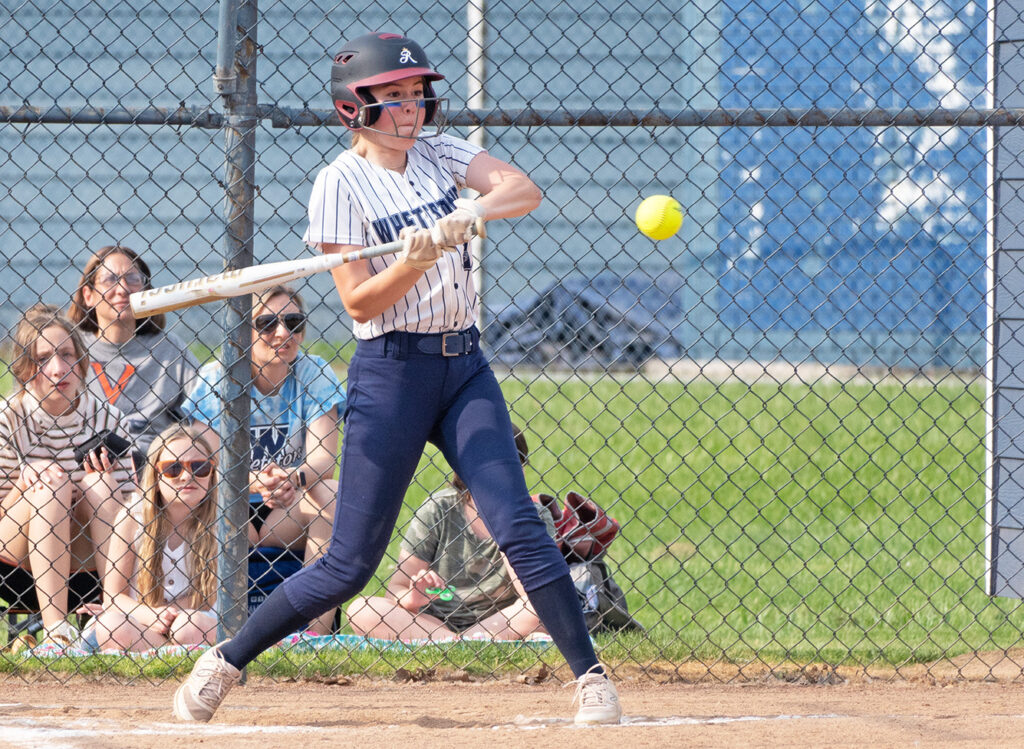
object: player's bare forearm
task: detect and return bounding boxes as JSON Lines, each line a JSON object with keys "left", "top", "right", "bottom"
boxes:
{"left": 466, "top": 153, "right": 542, "bottom": 220}
{"left": 325, "top": 250, "right": 426, "bottom": 323}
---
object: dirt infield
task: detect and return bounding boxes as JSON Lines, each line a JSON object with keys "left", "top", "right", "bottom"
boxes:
{"left": 2, "top": 675, "right": 1024, "bottom": 748}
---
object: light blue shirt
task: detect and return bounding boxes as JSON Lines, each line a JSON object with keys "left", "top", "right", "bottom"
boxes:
{"left": 184, "top": 353, "right": 345, "bottom": 470}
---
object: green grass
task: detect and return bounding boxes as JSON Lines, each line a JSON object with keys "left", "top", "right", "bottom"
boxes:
{"left": 6, "top": 365, "right": 1024, "bottom": 677}
{"left": 501, "top": 376, "right": 1020, "bottom": 667}
{"left": 190, "top": 340, "right": 357, "bottom": 368}
{"left": 0, "top": 639, "right": 579, "bottom": 680}
{"left": 343, "top": 374, "right": 1024, "bottom": 670}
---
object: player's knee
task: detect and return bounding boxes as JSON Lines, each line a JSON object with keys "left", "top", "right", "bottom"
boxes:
{"left": 497, "top": 535, "right": 567, "bottom": 588}
{"left": 318, "top": 550, "right": 378, "bottom": 596}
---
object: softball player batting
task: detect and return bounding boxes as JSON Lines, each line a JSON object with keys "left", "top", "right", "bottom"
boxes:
{"left": 172, "top": 31, "right": 622, "bottom": 725}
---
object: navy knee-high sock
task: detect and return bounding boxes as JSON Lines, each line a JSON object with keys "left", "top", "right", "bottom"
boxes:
{"left": 526, "top": 574, "right": 602, "bottom": 678}
{"left": 218, "top": 584, "right": 309, "bottom": 670}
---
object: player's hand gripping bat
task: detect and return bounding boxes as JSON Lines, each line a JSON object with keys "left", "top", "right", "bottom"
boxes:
{"left": 129, "top": 219, "right": 485, "bottom": 318}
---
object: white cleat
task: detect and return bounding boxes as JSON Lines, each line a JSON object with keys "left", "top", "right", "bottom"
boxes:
{"left": 172, "top": 642, "right": 242, "bottom": 722}
{"left": 571, "top": 664, "right": 622, "bottom": 725}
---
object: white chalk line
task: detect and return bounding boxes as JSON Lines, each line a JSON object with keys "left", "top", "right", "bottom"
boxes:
{"left": 506, "top": 713, "right": 844, "bottom": 729}
{"left": 0, "top": 716, "right": 326, "bottom": 748}
{"left": 7, "top": 709, "right": 1024, "bottom": 745}
{"left": 0, "top": 710, "right": 843, "bottom": 744}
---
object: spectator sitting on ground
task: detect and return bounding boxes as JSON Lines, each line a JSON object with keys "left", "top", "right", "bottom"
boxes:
{"left": 0, "top": 304, "right": 132, "bottom": 647}
{"left": 78, "top": 424, "right": 219, "bottom": 651}
{"left": 69, "top": 245, "right": 200, "bottom": 457}
{"left": 346, "top": 425, "right": 555, "bottom": 642}
{"left": 183, "top": 285, "right": 344, "bottom": 634}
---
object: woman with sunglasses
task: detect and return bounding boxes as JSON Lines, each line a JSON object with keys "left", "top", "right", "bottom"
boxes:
{"left": 183, "top": 285, "right": 345, "bottom": 635}
{"left": 77, "top": 424, "right": 219, "bottom": 651}
{"left": 173, "top": 32, "right": 620, "bottom": 726}
{"left": 0, "top": 304, "right": 132, "bottom": 648}
{"left": 70, "top": 246, "right": 200, "bottom": 457}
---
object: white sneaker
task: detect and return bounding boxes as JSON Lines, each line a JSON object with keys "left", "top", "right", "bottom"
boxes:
{"left": 571, "top": 664, "right": 622, "bottom": 725}
{"left": 41, "top": 620, "right": 81, "bottom": 649}
{"left": 172, "top": 642, "right": 242, "bottom": 722}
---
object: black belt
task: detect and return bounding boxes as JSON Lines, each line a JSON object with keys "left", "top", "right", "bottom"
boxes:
{"left": 359, "top": 327, "right": 479, "bottom": 358}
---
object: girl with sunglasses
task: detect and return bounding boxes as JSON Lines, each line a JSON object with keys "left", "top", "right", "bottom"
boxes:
{"left": 0, "top": 304, "right": 132, "bottom": 648}
{"left": 173, "top": 32, "right": 620, "bottom": 726}
{"left": 70, "top": 246, "right": 200, "bottom": 457}
{"left": 77, "top": 424, "right": 219, "bottom": 651}
{"left": 183, "top": 285, "right": 345, "bottom": 635}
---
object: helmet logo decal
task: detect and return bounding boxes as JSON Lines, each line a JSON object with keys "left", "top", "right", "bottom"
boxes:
{"left": 399, "top": 47, "right": 417, "bottom": 64}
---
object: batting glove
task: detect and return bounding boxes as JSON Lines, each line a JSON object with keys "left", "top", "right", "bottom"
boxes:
{"left": 398, "top": 226, "right": 443, "bottom": 271}
{"left": 430, "top": 198, "right": 486, "bottom": 248}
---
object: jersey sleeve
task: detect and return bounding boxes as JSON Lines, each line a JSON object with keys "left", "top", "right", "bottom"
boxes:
{"left": 435, "top": 134, "right": 485, "bottom": 190}
{"left": 182, "top": 363, "right": 223, "bottom": 431}
{"left": 303, "top": 162, "right": 368, "bottom": 247}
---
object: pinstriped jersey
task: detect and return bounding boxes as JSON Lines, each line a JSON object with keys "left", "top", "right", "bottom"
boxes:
{"left": 302, "top": 133, "right": 484, "bottom": 339}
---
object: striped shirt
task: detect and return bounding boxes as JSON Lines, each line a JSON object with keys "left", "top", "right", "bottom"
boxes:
{"left": 303, "top": 133, "right": 485, "bottom": 339}
{"left": 0, "top": 390, "right": 133, "bottom": 497}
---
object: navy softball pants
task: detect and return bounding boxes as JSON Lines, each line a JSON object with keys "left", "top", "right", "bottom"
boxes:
{"left": 281, "top": 327, "right": 570, "bottom": 618}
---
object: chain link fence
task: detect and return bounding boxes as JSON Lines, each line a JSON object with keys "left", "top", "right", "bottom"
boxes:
{"left": 1, "top": 0, "right": 1017, "bottom": 682}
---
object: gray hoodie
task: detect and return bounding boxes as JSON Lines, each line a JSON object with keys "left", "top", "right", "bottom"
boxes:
{"left": 83, "top": 330, "right": 200, "bottom": 455}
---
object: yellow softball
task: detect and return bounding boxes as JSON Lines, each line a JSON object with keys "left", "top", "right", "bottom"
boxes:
{"left": 635, "top": 195, "right": 683, "bottom": 240}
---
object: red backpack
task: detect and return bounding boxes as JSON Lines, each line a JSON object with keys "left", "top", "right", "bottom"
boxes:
{"left": 531, "top": 491, "right": 641, "bottom": 632}
{"left": 531, "top": 491, "right": 620, "bottom": 562}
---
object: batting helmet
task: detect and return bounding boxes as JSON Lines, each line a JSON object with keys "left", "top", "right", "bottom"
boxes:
{"left": 330, "top": 32, "right": 445, "bottom": 131}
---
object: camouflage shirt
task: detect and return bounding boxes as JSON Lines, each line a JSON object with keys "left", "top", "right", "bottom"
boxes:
{"left": 403, "top": 488, "right": 556, "bottom": 631}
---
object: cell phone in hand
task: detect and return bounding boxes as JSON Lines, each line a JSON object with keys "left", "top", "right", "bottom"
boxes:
{"left": 73, "top": 430, "right": 134, "bottom": 468}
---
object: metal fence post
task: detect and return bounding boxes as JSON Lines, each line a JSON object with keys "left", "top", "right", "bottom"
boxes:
{"left": 214, "top": 0, "right": 257, "bottom": 645}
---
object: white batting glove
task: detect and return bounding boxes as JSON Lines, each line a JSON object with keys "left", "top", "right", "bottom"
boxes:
{"left": 430, "top": 198, "right": 486, "bottom": 248}
{"left": 398, "top": 226, "right": 444, "bottom": 271}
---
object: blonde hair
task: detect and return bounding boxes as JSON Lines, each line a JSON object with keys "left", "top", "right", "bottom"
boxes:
{"left": 8, "top": 303, "right": 89, "bottom": 396}
{"left": 135, "top": 424, "right": 218, "bottom": 610}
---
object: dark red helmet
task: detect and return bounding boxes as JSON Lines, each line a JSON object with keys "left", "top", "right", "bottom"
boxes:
{"left": 330, "top": 32, "right": 445, "bottom": 131}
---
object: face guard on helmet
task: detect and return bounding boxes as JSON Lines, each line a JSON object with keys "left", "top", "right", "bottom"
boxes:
{"left": 330, "top": 32, "right": 448, "bottom": 139}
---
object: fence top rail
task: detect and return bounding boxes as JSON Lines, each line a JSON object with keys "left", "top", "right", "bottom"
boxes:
{"left": 2, "top": 104, "right": 1021, "bottom": 129}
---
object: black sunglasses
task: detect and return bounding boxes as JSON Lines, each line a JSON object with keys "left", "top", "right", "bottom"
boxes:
{"left": 253, "top": 313, "right": 306, "bottom": 335}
